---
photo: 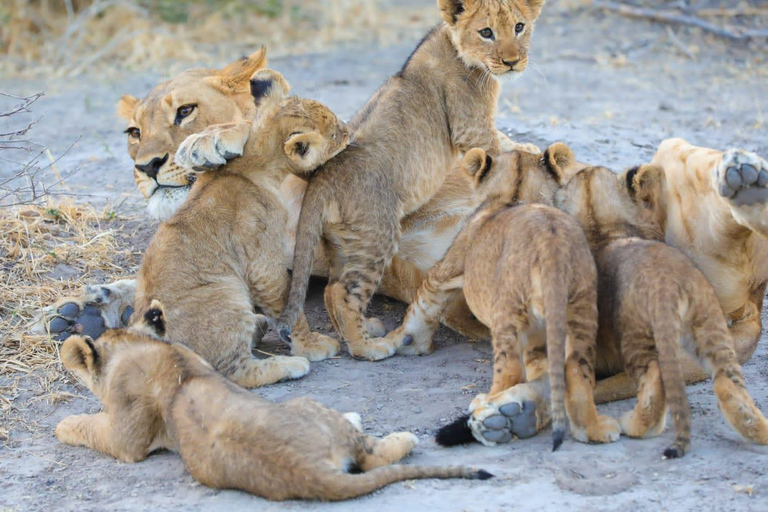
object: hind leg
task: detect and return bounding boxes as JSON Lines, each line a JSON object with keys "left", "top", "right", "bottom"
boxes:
{"left": 564, "top": 313, "right": 621, "bottom": 445}
{"left": 359, "top": 433, "right": 419, "bottom": 471}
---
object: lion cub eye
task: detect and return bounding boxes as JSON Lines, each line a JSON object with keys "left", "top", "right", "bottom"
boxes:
{"left": 479, "top": 28, "right": 495, "bottom": 40}
{"left": 515, "top": 23, "right": 525, "bottom": 34}
{"left": 125, "top": 127, "right": 141, "bottom": 140}
{"left": 174, "top": 104, "right": 197, "bottom": 125}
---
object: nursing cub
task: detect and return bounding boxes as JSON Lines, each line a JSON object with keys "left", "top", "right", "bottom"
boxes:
{"left": 555, "top": 164, "right": 768, "bottom": 457}
{"left": 133, "top": 69, "right": 348, "bottom": 388}
{"left": 55, "top": 307, "right": 492, "bottom": 502}
{"left": 278, "top": 0, "right": 546, "bottom": 360}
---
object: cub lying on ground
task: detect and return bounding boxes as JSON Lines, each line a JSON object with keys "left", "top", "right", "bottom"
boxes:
{"left": 278, "top": 0, "right": 546, "bottom": 360}
{"left": 555, "top": 164, "right": 768, "bottom": 457}
{"left": 55, "top": 304, "right": 492, "bottom": 502}
{"left": 133, "top": 68, "right": 348, "bottom": 388}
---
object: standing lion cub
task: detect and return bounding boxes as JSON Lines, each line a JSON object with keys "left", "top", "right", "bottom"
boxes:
{"left": 55, "top": 305, "right": 492, "bottom": 501}
{"left": 555, "top": 164, "right": 768, "bottom": 457}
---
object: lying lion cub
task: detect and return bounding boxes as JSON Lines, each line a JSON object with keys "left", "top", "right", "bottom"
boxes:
{"left": 55, "top": 304, "right": 492, "bottom": 501}
{"left": 386, "top": 146, "right": 620, "bottom": 449}
{"left": 555, "top": 164, "right": 768, "bottom": 457}
{"left": 132, "top": 68, "right": 347, "bottom": 388}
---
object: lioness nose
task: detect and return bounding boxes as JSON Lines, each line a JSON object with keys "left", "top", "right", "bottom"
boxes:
{"left": 503, "top": 58, "right": 521, "bottom": 69}
{"left": 136, "top": 154, "right": 169, "bottom": 180}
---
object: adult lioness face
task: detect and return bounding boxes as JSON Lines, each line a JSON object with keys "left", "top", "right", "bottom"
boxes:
{"left": 439, "top": 0, "right": 545, "bottom": 76}
{"left": 117, "top": 48, "right": 267, "bottom": 221}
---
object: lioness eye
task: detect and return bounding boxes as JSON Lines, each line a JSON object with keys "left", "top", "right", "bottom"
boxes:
{"left": 515, "top": 22, "right": 525, "bottom": 34}
{"left": 479, "top": 28, "right": 494, "bottom": 40}
{"left": 175, "top": 104, "right": 197, "bottom": 125}
{"left": 125, "top": 127, "right": 141, "bottom": 140}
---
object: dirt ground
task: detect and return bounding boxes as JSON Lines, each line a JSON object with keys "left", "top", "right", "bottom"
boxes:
{"left": 2, "top": 3, "right": 768, "bottom": 511}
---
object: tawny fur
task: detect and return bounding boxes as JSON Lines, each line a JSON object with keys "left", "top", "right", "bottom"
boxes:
{"left": 133, "top": 69, "right": 351, "bottom": 387}
{"left": 556, "top": 164, "right": 768, "bottom": 457}
{"left": 55, "top": 319, "right": 491, "bottom": 501}
{"left": 278, "top": 0, "right": 546, "bottom": 360}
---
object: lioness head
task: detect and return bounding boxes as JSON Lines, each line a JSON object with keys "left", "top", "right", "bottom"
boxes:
{"left": 461, "top": 142, "right": 576, "bottom": 206}
{"left": 555, "top": 164, "right": 667, "bottom": 248}
{"left": 438, "top": 0, "right": 545, "bottom": 77}
{"left": 117, "top": 48, "right": 267, "bottom": 221}
{"left": 248, "top": 69, "right": 350, "bottom": 177}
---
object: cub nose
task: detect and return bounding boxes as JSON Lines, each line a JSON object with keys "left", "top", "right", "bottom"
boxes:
{"left": 135, "top": 154, "right": 169, "bottom": 180}
{"left": 503, "top": 58, "right": 521, "bottom": 69}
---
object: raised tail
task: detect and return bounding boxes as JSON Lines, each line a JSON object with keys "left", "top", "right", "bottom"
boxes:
{"left": 309, "top": 465, "right": 492, "bottom": 501}
{"left": 435, "top": 414, "right": 478, "bottom": 447}
{"left": 650, "top": 297, "right": 690, "bottom": 458}
{"left": 541, "top": 259, "right": 569, "bottom": 452}
{"left": 277, "top": 183, "right": 327, "bottom": 344}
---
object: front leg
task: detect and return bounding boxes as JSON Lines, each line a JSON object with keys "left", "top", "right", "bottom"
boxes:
{"left": 715, "top": 148, "right": 768, "bottom": 237}
{"left": 175, "top": 121, "right": 251, "bottom": 172}
{"left": 56, "top": 413, "right": 149, "bottom": 463}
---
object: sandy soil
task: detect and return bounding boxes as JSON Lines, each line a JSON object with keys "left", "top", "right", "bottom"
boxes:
{"left": 2, "top": 3, "right": 768, "bottom": 511}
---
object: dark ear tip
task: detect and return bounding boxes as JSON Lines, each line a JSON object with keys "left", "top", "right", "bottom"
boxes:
{"left": 250, "top": 79, "right": 273, "bottom": 102}
{"left": 625, "top": 165, "right": 641, "bottom": 192}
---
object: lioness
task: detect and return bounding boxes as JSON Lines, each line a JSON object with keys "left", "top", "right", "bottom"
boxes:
{"left": 132, "top": 68, "right": 350, "bottom": 388}
{"left": 55, "top": 304, "right": 492, "bottom": 502}
{"left": 553, "top": 164, "right": 768, "bottom": 457}
{"left": 278, "top": 0, "right": 546, "bottom": 360}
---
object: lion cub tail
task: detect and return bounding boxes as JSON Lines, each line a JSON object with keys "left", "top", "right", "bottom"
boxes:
{"left": 277, "top": 183, "right": 326, "bottom": 344}
{"left": 313, "top": 465, "right": 492, "bottom": 501}
{"left": 542, "top": 260, "right": 569, "bottom": 452}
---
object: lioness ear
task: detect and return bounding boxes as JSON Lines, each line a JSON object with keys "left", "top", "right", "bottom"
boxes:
{"left": 542, "top": 142, "right": 574, "bottom": 185}
{"left": 438, "top": 0, "right": 473, "bottom": 25}
{"left": 626, "top": 164, "right": 664, "bottom": 208}
{"left": 284, "top": 132, "right": 329, "bottom": 176}
{"left": 250, "top": 68, "right": 291, "bottom": 109}
{"left": 61, "top": 336, "right": 100, "bottom": 384}
{"left": 116, "top": 95, "right": 139, "bottom": 121}
{"left": 461, "top": 148, "right": 493, "bottom": 187}
{"left": 211, "top": 46, "right": 269, "bottom": 93}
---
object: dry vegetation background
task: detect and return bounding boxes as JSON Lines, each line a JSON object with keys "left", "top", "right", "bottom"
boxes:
{"left": 1, "top": 0, "right": 767, "bottom": 445}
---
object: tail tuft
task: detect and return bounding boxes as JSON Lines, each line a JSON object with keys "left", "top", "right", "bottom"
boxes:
{"left": 663, "top": 445, "right": 685, "bottom": 459}
{"left": 475, "top": 469, "right": 494, "bottom": 480}
{"left": 435, "top": 415, "right": 476, "bottom": 447}
{"left": 552, "top": 428, "right": 565, "bottom": 452}
{"left": 278, "top": 323, "right": 293, "bottom": 344}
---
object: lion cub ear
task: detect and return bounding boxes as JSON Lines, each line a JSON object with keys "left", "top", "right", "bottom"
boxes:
{"left": 461, "top": 148, "right": 494, "bottom": 188}
{"left": 116, "top": 95, "right": 139, "bottom": 121}
{"left": 438, "top": 0, "right": 474, "bottom": 24}
{"left": 209, "top": 46, "right": 268, "bottom": 94}
{"left": 524, "top": 0, "right": 545, "bottom": 19}
{"left": 61, "top": 336, "right": 100, "bottom": 386}
{"left": 131, "top": 299, "right": 167, "bottom": 339}
{"left": 284, "top": 132, "right": 331, "bottom": 176}
{"left": 542, "top": 142, "right": 575, "bottom": 185}
{"left": 249, "top": 68, "right": 291, "bottom": 109}
{"left": 625, "top": 164, "right": 665, "bottom": 208}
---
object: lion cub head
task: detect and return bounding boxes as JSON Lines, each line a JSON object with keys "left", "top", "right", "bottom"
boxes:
{"left": 247, "top": 69, "right": 350, "bottom": 178}
{"left": 555, "top": 164, "right": 667, "bottom": 249}
{"left": 439, "top": 0, "right": 545, "bottom": 77}
{"left": 117, "top": 48, "right": 268, "bottom": 221}
{"left": 461, "top": 142, "right": 577, "bottom": 207}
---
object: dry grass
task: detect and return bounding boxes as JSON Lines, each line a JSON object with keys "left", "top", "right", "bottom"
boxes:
{"left": 1, "top": 0, "right": 436, "bottom": 77}
{"left": 0, "top": 199, "right": 142, "bottom": 442}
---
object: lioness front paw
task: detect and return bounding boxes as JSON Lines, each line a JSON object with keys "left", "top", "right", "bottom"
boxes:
{"left": 716, "top": 149, "right": 768, "bottom": 206}
{"left": 34, "top": 280, "right": 136, "bottom": 341}
{"left": 291, "top": 332, "right": 341, "bottom": 362}
{"left": 175, "top": 122, "right": 250, "bottom": 172}
{"left": 468, "top": 384, "right": 550, "bottom": 446}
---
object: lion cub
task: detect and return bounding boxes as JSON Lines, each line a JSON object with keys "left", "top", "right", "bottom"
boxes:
{"left": 55, "top": 305, "right": 492, "bottom": 502}
{"left": 389, "top": 146, "right": 620, "bottom": 449}
{"left": 133, "top": 69, "right": 347, "bottom": 388}
{"left": 556, "top": 164, "right": 768, "bottom": 457}
{"left": 278, "top": 0, "right": 546, "bottom": 360}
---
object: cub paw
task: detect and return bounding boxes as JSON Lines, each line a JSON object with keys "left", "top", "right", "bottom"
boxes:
{"left": 390, "top": 326, "right": 433, "bottom": 356}
{"left": 55, "top": 415, "right": 84, "bottom": 446}
{"left": 292, "top": 332, "right": 341, "bottom": 362}
{"left": 364, "top": 317, "right": 387, "bottom": 338}
{"left": 275, "top": 356, "right": 311, "bottom": 381}
{"left": 716, "top": 149, "right": 768, "bottom": 206}
{"left": 348, "top": 339, "right": 397, "bottom": 361}
{"left": 343, "top": 412, "right": 364, "bottom": 432}
{"left": 573, "top": 415, "right": 621, "bottom": 445}
{"left": 175, "top": 122, "right": 249, "bottom": 172}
